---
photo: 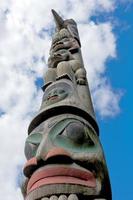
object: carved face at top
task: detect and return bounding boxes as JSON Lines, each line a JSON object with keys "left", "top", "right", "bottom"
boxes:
{"left": 52, "top": 28, "right": 71, "bottom": 45}
{"left": 50, "top": 28, "right": 80, "bottom": 53}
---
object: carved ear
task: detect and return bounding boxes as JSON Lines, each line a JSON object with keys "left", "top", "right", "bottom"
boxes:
{"left": 51, "top": 9, "right": 64, "bottom": 31}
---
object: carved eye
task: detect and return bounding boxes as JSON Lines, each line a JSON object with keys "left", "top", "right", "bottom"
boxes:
{"left": 61, "top": 122, "right": 94, "bottom": 146}
{"left": 58, "top": 89, "right": 66, "bottom": 94}
{"left": 24, "top": 133, "right": 42, "bottom": 160}
{"left": 64, "top": 122, "right": 85, "bottom": 144}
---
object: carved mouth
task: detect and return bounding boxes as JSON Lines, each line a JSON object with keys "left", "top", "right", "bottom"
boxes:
{"left": 47, "top": 95, "right": 58, "bottom": 101}
{"left": 24, "top": 158, "right": 111, "bottom": 200}
{"left": 25, "top": 164, "right": 108, "bottom": 200}
{"left": 27, "top": 166, "right": 96, "bottom": 194}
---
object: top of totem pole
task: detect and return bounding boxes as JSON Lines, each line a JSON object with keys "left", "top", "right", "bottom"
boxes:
{"left": 51, "top": 9, "right": 81, "bottom": 46}
{"left": 28, "top": 9, "right": 99, "bottom": 134}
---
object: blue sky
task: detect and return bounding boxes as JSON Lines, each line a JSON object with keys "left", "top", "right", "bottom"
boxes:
{"left": 0, "top": 1, "right": 132, "bottom": 199}
{"left": 98, "top": 3, "right": 133, "bottom": 200}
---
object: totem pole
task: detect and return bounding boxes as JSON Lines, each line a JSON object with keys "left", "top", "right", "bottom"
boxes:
{"left": 22, "top": 10, "right": 112, "bottom": 200}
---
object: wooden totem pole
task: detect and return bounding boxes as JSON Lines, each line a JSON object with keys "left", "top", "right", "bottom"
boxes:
{"left": 22, "top": 10, "right": 112, "bottom": 200}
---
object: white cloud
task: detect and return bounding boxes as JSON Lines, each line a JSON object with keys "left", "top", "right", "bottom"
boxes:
{"left": 0, "top": 0, "right": 121, "bottom": 199}
{"left": 92, "top": 79, "right": 122, "bottom": 117}
{"left": 80, "top": 22, "right": 116, "bottom": 84}
{"left": 78, "top": 22, "right": 122, "bottom": 115}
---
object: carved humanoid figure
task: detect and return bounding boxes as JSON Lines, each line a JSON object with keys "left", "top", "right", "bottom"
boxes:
{"left": 22, "top": 10, "right": 112, "bottom": 200}
{"left": 44, "top": 10, "right": 86, "bottom": 87}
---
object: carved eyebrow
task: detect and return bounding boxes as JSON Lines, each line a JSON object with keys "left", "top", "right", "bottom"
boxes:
{"left": 26, "top": 133, "right": 43, "bottom": 145}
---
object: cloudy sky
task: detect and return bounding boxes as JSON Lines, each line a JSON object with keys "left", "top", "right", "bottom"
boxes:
{"left": 0, "top": 0, "right": 132, "bottom": 200}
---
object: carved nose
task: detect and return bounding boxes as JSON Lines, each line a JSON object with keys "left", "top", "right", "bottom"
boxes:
{"left": 41, "top": 147, "right": 73, "bottom": 164}
{"left": 46, "top": 147, "right": 70, "bottom": 159}
{"left": 24, "top": 148, "right": 72, "bottom": 177}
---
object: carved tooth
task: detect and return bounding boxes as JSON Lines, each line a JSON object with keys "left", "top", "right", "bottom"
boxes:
{"left": 49, "top": 195, "right": 58, "bottom": 200}
{"left": 41, "top": 198, "right": 49, "bottom": 200}
{"left": 58, "top": 195, "right": 68, "bottom": 200}
{"left": 68, "top": 194, "right": 79, "bottom": 200}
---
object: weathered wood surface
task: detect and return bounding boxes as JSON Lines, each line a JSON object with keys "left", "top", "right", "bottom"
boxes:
{"left": 22, "top": 10, "right": 111, "bottom": 200}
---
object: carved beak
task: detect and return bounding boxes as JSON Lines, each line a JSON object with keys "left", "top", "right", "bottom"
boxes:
{"left": 51, "top": 9, "right": 64, "bottom": 31}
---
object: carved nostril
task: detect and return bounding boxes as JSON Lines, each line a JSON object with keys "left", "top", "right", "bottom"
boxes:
{"left": 23, "top": 157, "right": 38, "bottom": 177}
{"left": 46, "top": 155, "right": 73, "bottom": 165}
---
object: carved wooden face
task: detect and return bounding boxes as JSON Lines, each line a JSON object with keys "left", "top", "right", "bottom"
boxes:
{"left": 24, "top": 115, "right": 111, "bottom": 200}
{"left": 42, "top": 82, "right": 72, "bottom": 107}
{"left": 50, "top": 27, "right": 79, "bottom": 55}
{"left": 48, "top": 49, "right": 72, "bottom": 68}
{"left": 43, "top": 87, "right": 68, "bottom": 105}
